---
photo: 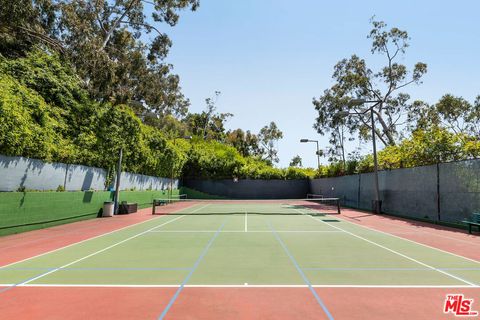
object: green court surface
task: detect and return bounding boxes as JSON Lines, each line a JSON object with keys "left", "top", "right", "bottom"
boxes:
{"left": 1, "top": 201, "right": 479, "bottom": 288}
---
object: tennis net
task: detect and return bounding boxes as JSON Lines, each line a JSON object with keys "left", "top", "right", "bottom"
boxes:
{"left": 152, "top": 198, "right": 341, "bottom": 216}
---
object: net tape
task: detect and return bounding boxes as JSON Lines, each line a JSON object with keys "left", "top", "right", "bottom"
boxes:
{"left": 152, "top": 198, "right": 341, "bottom": 215}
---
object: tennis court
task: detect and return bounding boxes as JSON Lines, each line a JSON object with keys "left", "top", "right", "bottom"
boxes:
{"left": 1, "top": 199, "right": 479, "bottom": 319}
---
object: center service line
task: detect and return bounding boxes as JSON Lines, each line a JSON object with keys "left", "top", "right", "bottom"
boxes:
{"left": 267, "top": 220, "right": 334, "bottom": 320}
{"left": 245, "top": 211, "right": 248, "bottom": 232}
{"left": 158, "top": 218, "right": 227, "bottom": 320}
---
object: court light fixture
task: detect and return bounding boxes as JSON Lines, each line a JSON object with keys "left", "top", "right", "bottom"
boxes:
{"left": 340, "top": 98, "right": 383, "bottom": 214}
{"left": 300, "top": 139, "right": 320, "bottom": 169}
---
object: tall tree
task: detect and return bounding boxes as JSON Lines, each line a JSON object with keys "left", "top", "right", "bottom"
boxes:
{"left": 258, "top": 122, "right": 283, "bottom": 164}
{"left": 435, "top": 94, "right": 480, "bottom": 138}
{"left": 184, "top": 92, "right": 233, "bottom": 141}
{"left": 408, "top": 94, "right": 480, "bottom": 139}
{"left": 226, "top": 129, "right": 262, "bottom": 157}
{"left": 0, "top": 0, "right": 61, "bottom": 56}
{"left": 326, "top": 124, "right": 351, "bottom": 166}
{"left": 289, "top": 155, "right": 302, "bottom": 167}
{"left": 58, "top": 0, "right": 198, "bottom": 115}
{"left": 313, "top": 18, "right": 427, "bottom": 148}
{"left": 0, "top": 0, "right": 198, "bottom": 116}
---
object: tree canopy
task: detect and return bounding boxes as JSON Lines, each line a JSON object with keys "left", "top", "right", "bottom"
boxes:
{"left": 0, "top": 0, "right": 198, "bottom": 117}
{"left": 258, "top": 122, "right": 284, "bottom": 164}
{"left": 0, "top": 50, "right": 313, "bottom": 180}
{"left": 226, "top": 129, "right": 262, "bottom": 158}
{"left": 312, "top": 18, "right": 479, "bottom": 178}
{"left": 289, "top": 155, "right": 302, "bottom": 167}
{"left": 1, "top": 9, "right": 478, "bottom": 182}
{"left": 313, "top": 18, "right": 427, "bottom": 149}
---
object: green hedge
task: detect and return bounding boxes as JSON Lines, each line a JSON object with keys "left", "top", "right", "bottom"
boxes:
{"left": 0, "top": 190, "right": 179, "bottom": 236}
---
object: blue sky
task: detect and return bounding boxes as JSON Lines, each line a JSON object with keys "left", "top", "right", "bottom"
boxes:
{"left": 161, "top": 0, "right": 480, "bottom": 168}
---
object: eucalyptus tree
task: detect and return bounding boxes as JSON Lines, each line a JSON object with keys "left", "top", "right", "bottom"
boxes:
{"left": 184, "top": 92, "right": 233, "bottom": 141}
{"left": 407, "top": 94, "right": 480, "bottom": 144}
{"left": 226, "top": 129, "right": 262, "bottom": 158}
{"left": 0, "top": 0, "right": 199, "bottom": 116}
{"left": 313, "top": 19, "right": 428, "bottom": 149}
{"left": 434, "top": 95, "right": 480, "bottom": 138}
{"left": 258, "top": 122, "right": 283, "bottom": 164}
{"left": 289, "top": 155, "right": 302, "bottom": 167}
{"left": 0, "top": 0, "right": 60, "bottom": 56}
{"left": 58, "top": 0, "right": 199, "bottom": 115}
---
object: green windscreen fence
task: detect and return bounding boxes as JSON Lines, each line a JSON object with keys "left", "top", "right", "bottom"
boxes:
{"left": 439, "top": 159, "right": 480, "bottom": 223}
{"left": 0, "top": 190, "right": 179, "bottom": 236}
{"left": 310, "top": 159, "right": 480, "bottom": 226}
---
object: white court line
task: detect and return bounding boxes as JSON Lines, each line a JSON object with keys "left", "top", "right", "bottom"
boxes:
{"left": 296, "top": 208, "right": 478, "bottom": 286}
{"left": 2, "top": 284, "right": 478, "bottom": 288}
{"left": 0, "top": 203, "right": 200, "bottom": 269}
{"left": 17, "top": 204, "right": 212, "bottom": 285}
{"left": 147, "top": 230, "right": 343, "bottom": 233}
{"left": 245, "top": 212, "right": 248, "bottom": 232}
{"left": 302, "top": 207, "right": 480, "bottom": 265}
{"left": 19, "top": 215, "right": 187, "bottom": 285}
{"left": 321, "top": 210, "right": 480, "bottom": 265}
{"left": 342, "top": 213, "right": 480, "bottom": 247}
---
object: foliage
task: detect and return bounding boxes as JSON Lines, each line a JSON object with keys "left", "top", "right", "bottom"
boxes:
{"left": 180, "top": 95, "right": 283, "bottom": 164}
{"left": 0, "top": 72, "right": 62, "bottom": 160}
{"left": 0, "top": 51, "right": 181, "bottom": 177}
{"left": 409, "top": 94, "right": 480, "bottom": 139}
{"left": 0, "top": 0, "right": 197, "bottom": 117}
{"left": 5, "top": 17, "right": 478, "bottom": 183}
{"left": 239, "top": 158, "right": 315, "bottom": 180}
{"left": 183, "top": 139, "right": 245, "bottom": 179}
{"left": 0, "top": 50, "right": 311, "bottom": 181}
{"left": 258, "top": 121, "right": 283, "bottom": 164}
{"left": 226, "top": 128, "right": 262, "bottom": 157}
{"left": 378, "top": 126, "right": 476, "bottom": 168}
{"left": 142, "top": 113, "right": 189, "bottom": 139}
{"left": 289, "top": 155, "right": 302, "bottom": 167}
{"left": 0, "top": 0, "right": 60, "bottom": 57}
{"left": 317, "top": 126, "right": 480, "bottom": 178}
{"left": 313, "top": 18, "right": 427, "bottom": 148}
{"left": 310, "top": 18, "right": 480, "bottom": 179}
{"left": 317, "top": 160, "right": 358, "bottom": 177}
{"left": 183, "top": 92, "right": 233, "bottom": 141}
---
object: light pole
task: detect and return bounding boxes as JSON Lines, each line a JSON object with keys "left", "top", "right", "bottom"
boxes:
{"left": 170, "top": 136, "right": 192, "bottom": 200}
{"left": 342, "top": 98, "right": 383, "bottom": 214}
{"left": 113, "top": 148, "right": 123, "bottom": 215}
{"left": 300, "top": 139, "right": 321, "bottom": 169}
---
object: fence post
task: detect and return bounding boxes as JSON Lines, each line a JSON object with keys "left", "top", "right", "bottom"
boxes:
{"left": 113, "top": 148, "right": 123, "bottom": 215}
{"left": 357, "top": 174, "right": 361, "bottom": 209}
{"left": 436, "top": 163, "right": 441, "bottom": 221}
{"left": 63, "top": 164, "right": 69, "bottom": 191}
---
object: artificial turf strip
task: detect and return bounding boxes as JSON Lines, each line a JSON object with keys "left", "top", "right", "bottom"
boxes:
{"left": 0, "top": 190, "right": 180, "bottom": 236}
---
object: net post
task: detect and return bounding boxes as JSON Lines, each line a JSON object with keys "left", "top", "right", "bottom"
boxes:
{"left": 152, "top": 200, "right": 157, "bottom": 215}
{"left": 337, "top": 199, "right": 341, "bottom": 214}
